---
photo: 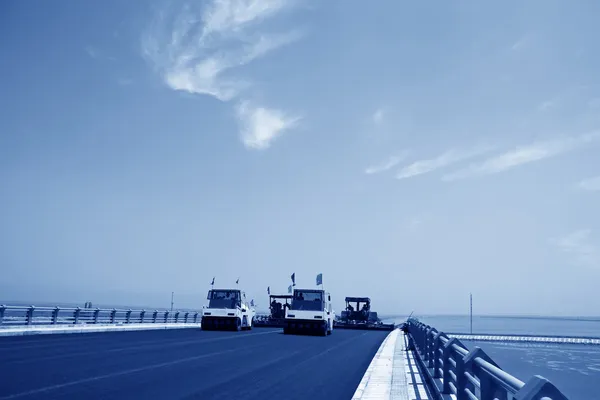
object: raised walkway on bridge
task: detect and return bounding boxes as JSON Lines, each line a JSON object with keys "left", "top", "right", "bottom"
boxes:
{"left": 352, "top": 329, "right": 429, "bottom": 400}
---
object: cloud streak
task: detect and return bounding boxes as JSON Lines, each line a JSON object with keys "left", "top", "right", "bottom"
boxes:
{"left": 236, "top": 101, "right": 300, "bottom": 149}
{"left": 365, "top": 153, "right": 407, "bottom": 175}
{"left": 578, "top": 176, "right": 600, "bottom": 191}
{"left": 554, "top": 229, "right": 598, "bottom": 268}
{"left": 443, "top": 132, "right": 600, "bottom": 181}
{"left": 396, "top": 145, "right": 493, "bottom": 180}
{"left": 142, "top": 0, "right": 303, "bottom": 149}
{"left": 372, "top": 108, "right": 384, "bottom": 125}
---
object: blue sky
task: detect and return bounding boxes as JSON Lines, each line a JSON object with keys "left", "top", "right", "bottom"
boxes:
{"left": 1, "top": 0, "right": 600, "bottom": 316}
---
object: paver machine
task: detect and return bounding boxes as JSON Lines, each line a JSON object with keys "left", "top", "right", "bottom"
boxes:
{"left": 334, "top": 296, "right": 394, "bottom": 331}
{"left": 201, "top": 288, "right": 255, "bottom": 331}
{"left": 283, "top": 288, "right": 334, "bottom": 336}
{"left": 253, "top": 294, "right": 292, "bottom": 327}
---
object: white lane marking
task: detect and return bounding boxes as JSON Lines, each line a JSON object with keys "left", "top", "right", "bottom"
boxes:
{"left": 0, "top": 343, "right": 269, "bottom": 399}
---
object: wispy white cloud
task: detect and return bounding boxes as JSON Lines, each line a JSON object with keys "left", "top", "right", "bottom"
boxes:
{"left": 443, "top": 132, "right": 600, "bottom": 181}
{"left": 365, "top": 153, "right": 408, "bottom": 175}
{"left": 577, "top": 176, "right": 600, "bottom": 192}
{"left": 372, "top": 108, "right": 385, "bottom": 125}
{"left": 511, "top": 35, "right": 532, "bottom": 51}
{"left": 142, "top": 0, "right": 303, "bottom": 150}
{"left": 537, "top": 99, "right": 556, "bottom": 112}
{"left": 408, "top": 214, "right": 430, "bottom": 231}
{"left": 396, "top": 145, "right": 493, "bottom": 180}
{"left": 161, "top": 30, "right": 302, "bottom": 101}
{"left": 85, "top": 46, "right": 100, "bottom": 59}
{"left": 553, "top": 229, "right": 598, "bottom": 268}
{"left": 142, "top": 1, "right": 301, "bottom": 101}
{"left": 236, "top": 101, "right": 300, "bottom": 150}
{"left": 201, "top": 0, "right": 288, "bottom": 37}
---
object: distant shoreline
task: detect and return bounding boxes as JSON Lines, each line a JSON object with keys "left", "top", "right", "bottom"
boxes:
{"left": 378, "top": 314, "right": 600, "bottom": 322}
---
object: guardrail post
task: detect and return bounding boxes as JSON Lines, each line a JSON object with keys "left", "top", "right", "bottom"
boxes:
{"left": 27, "top": 305, "right": 35, "bottom": 325}
{"left": 110, "top": 309, "right": 116, "bottom": 324}
{"left": 184, "top": 312, "right": 189, "bottom": 323}
{"left": 164, "top": 311, "right": 169, "bottom": 323}
{"left": 427, "top": 328, "right": 438, "bottom": 368}
{"left": 0, "top": 305, "right": 5, "bottom": 325}
{"left": 407, "top": 330, "right": 415, "bottom": 351}
{"left": 52, "top": 307, "right": 60, "bottom": 324}
{"left": 152, "top": 310, "right": 158, "bottom": 323}
{"left": 140, "top": 310, "right": 145, "bottom": 323}
{"left": 74, "top": 307, "right": 81, "bottom": 324}
{"left": 126, "top": 309, "right": 132, "bottom": 324}
{"left": 514, "top": 375, "right": 569, "bottom": 400}
{"left": 174, "top": 311, "right": 180, "bottom": 323}
{"left": 93, "top": 308, "right": 100, "bottom": 324}
{"left": 193, "top": 312, "right": 198, "bottom": 323}
{"left": 433, "top": 332, "right": 447, "bottom": 378}
{"left": 463, "top": 347, "right": 499, "bottom": 400}
{"left": 442, "top": 338, "right": 461, "bottom": 394}
{"left": 419, "top": 325, "right": 429, "bottom": 357}
{"left": 425, "top": 327, "right": 434, "bottom": 367}
{"left": 451, "top": 339, "right": 467, "bottom": 400}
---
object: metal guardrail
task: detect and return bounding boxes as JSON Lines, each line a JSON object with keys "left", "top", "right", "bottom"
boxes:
{"left": 0, "top": 305, "right": 200, "bottom": 327}
{"left": 406, "top": 318, "right": 569, "bottom": 400}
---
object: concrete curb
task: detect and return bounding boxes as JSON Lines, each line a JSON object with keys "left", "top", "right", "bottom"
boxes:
{"left": 352, "top": 328, "right": 405, "bottom": 399}
{"left": 0, "top": 323, "right": 201, "bottom": 337}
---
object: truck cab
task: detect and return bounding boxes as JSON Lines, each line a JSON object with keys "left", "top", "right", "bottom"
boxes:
{"left": 284, "top": 289, "right": 334, "bottom": 336}
{"left": 201, "top": 288, "right": 255, "bottom": 331}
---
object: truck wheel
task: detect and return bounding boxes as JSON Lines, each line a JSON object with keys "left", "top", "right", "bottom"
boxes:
{"left": 235, "top": 317, "right": 242, "bottom": 331}
{"left": 321, "top": 323, "right": 328, "bottom": 336}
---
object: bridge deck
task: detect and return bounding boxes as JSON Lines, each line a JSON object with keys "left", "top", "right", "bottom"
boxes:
{"left": 0, "top": 327, "right": 389, "bottom": 400}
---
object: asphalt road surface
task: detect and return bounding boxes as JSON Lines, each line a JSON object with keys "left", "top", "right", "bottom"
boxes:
{"left": 0, "top": 327, "right": 390, "bottom": 399}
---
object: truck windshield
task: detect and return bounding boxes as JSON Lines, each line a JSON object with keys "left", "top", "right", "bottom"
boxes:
{"left": 208, "top": 290, "right": 241, "bottom": 309}
{"left": 291, "top": 291, "right": 324, "bottom": 311}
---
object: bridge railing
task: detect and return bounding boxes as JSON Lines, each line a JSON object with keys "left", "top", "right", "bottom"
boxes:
{"left": 0, "top": 305, "right": 200, "bottom": 327}
{"left": 406, "top": 318, "right": 569, "bottom": 400}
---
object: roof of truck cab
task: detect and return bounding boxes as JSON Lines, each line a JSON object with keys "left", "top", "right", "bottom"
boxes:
{"left": 345, "top": 297, "right": 370, "bottom": 302}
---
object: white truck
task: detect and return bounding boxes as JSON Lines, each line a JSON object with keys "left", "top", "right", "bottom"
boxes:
{"left": 283, "top": 288, "right": 334, "bottom": 336}
{"left": 201, "top": 289, "right": 255, "bottom": 331}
